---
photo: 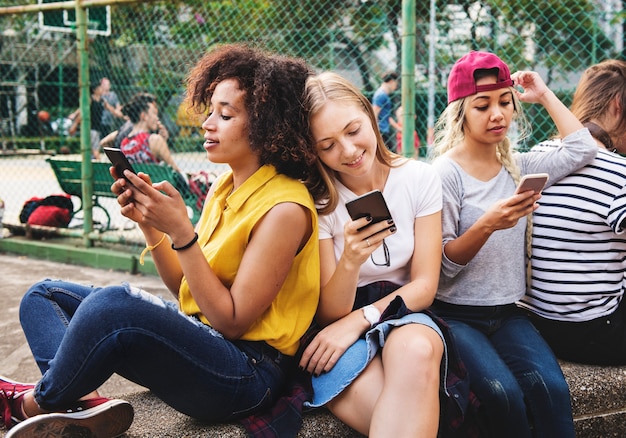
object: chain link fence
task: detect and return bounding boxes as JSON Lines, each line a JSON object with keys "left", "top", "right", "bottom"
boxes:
{"left": 0, "top": 0, "right": 623, "bottom": 246}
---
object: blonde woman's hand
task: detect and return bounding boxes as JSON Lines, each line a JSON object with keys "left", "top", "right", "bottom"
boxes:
{"left": 480, "top": 189, "right": 540, "bottom": 232}
{"left": 341, "top": 217, "right": 396, "bottom": 268}
{"left": 299, "top": 313, "right": 367, "bottom": 376}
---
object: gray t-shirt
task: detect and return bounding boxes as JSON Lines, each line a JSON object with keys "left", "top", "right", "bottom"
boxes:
{"left": 102, "top": 91, "right": 120, "bottom": 127}
{"left": 432, "top": 128, "right": 597, "bottom": 306}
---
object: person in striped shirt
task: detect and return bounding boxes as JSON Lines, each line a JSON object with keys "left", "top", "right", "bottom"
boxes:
{"left": 520, "top": 60, "right": 626, "bottom": 365}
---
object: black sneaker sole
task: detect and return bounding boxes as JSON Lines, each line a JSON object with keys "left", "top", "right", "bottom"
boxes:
{"left": 5, "top": 399, "right": 134, "bottom": 438}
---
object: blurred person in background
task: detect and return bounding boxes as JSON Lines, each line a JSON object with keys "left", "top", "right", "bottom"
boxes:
{"left": 100, "top": 77, "right": 124, "bottom": 135}
{"left": 101, "top": 93, "right": 181, "bottom": 174}
{"left": 372, "top": 71, "right": 400, "bottom": 152}
{"left": 68, "top": 82, "right": 121, "bottom": 160}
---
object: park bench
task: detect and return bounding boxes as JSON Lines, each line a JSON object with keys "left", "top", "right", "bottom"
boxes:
{"left": 47, "top": 156, "right": 204, "bottom": 230}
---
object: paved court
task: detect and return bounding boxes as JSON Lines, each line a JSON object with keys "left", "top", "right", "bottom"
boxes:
{"left": 0, "top": 252, "right": 170, "bottom": 413}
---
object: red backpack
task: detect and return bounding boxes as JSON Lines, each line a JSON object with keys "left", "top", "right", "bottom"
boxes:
{"left": 19, "top": 194, "right": 74, "bottom": 228}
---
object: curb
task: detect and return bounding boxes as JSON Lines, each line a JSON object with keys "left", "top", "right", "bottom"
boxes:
{"left": 0, "top": 235, "right": 157, "bottom": 276}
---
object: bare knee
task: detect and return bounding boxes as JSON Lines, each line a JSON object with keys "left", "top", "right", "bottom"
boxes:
{"left": 385, "top": 325, "right": 443, "bottom": 363}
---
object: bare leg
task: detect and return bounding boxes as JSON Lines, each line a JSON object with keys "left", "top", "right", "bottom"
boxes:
{"left": 326, "top": 355, "right": 384, "bottom": 435}
{"left": 327, "top": 324, "right": 443, "bottom": 437}
{"left": 22, "top": 390, "right": 101, "bottom": 417}
{"left": 370, "top": 324, "right": 442, "bottom": 437}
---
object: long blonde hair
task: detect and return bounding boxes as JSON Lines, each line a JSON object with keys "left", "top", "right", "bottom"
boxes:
{"left": 430, "top": 81, "right": 537, "bottom": 276}
{"left": 430, "top": 82, "right": 530, "bottom": 177}
{"left": 303, "top": 71, "right": 404, "bottom": 214}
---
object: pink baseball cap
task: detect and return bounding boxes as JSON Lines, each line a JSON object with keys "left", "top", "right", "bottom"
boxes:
{"left": 447, "top": 51, "right": 514, "bottom": 103}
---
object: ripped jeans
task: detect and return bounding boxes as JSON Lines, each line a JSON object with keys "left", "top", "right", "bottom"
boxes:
{"left": 430, "top": 301, "right": 574, "bottom": 438}
{"left": 19, "top": 280, "right": 291, "bottom": 421}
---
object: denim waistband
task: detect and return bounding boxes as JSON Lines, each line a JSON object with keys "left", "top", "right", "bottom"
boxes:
{"left": 432, "top": 299, "right": 518, "bottom": 312}
{"left": 191, "top": 313, "right": 294, "bottom": 371}
{"left": 235, "top": 340, "right": 294, "bottom": 372}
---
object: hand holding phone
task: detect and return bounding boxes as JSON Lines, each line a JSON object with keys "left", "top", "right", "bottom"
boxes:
{"left": 103, "top": 147, "right": 136, "bottom": 181}
{"left": 345, "top": 190, "right": 394, "bottom": 232}
{"left": 515, "top": 173, "right": 549, "bottom": 195}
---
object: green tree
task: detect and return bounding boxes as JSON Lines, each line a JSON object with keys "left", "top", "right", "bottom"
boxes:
{"left": 107, "top": 1, "right": 405, "bottom": 93}
{"left": 434, "top": 0, "right": 614, "bottom": 84}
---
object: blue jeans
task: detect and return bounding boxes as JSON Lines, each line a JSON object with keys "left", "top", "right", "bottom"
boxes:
{"left": 430, "top": 301, "right": 574, "bottom": 438}
{"left": 19, "top": 280, "right": 291, "bottom": 421}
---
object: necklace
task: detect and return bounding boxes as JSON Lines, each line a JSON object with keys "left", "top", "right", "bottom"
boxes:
{"left": 584, "top": 122, "right": 616, "bottom": 152}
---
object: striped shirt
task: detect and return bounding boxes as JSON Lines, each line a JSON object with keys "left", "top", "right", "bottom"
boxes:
{"left": 520, "top": 144, "right": 626, "bottom": 321}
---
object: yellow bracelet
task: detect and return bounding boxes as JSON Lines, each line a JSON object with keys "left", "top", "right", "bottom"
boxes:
{"left": 139, "top": 233, "right": 167, "bottom": 266}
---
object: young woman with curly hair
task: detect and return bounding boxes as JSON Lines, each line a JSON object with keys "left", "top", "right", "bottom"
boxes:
{"left": 1, "top": 43, "right": 321, "bottom": 438}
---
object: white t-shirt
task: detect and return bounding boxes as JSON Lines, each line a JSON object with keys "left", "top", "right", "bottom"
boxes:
{"left": 319, "top": 159, "right": 442, "bottom": 287}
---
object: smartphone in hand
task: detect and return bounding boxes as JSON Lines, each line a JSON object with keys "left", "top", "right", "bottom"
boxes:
{"left": 345, "top": 190, "right": 394, "bottom": 232}
{"left": 103, "top": 147, "right": 136, "bottom": 181}
{"left": 515, "top": 173, "right": 549, "bottom": 195}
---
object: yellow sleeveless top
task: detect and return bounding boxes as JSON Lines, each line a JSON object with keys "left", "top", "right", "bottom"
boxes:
{"left": 178, "top": 165, "right": 320, "bottom": 356}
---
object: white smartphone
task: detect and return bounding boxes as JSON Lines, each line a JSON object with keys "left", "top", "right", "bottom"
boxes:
{"left": 515, "top": 173, "right": 549, "bottom": 194}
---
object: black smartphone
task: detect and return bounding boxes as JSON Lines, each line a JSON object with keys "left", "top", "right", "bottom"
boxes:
{"left": 103, "top": 147, "right": 136, "bottom": 181}
{"left": 345, "top": 190, "right": 394, "bottom": 231}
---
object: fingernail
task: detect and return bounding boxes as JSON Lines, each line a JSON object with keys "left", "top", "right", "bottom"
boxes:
{"left": 387, "top": 218, "right": 394, "bottom": 224}
{"left": 366, "top": 216, "right": 372, "bottom": 222}
{"left": 389, "top": 226, "right": 397, "bottom": 233}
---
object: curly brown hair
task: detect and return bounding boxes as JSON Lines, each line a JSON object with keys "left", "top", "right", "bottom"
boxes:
{"left": 185, "top": 43, "right": 317, "bottom": 182}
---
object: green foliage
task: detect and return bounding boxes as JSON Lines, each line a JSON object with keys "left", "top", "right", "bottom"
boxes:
{"left": 103, "top": 1, "right": 401, "bottom": 92}
{"left": 493, "top": 0, "right": 615, "bottom": 81}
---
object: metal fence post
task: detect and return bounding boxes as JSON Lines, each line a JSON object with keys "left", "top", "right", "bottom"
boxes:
{"left": 401, "top": 0, "right": 416, "bottom": 157}
{"left": 75, "top": 0, "right": 95, "bottom": 247}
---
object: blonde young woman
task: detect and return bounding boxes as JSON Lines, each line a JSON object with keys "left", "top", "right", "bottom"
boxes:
{"left": 429, "top": 51, "right": 597, "bottom": 437}
{"left": 298, "top": 71, "right": 445, "bottom": 437}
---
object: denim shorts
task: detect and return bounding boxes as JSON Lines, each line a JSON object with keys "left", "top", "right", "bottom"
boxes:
{"left": 304, "top": 311, "right": 446, "bottom": 408}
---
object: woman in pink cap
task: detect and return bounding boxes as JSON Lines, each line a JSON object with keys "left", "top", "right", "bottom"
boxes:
{"left": 429, "top": 51, "right": 597, "bottom": 437}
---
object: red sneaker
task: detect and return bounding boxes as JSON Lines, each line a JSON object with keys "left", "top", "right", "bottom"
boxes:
{"left": 0, "top": 375, "right": 36, "bottom": 429}
{"left": 5, "top": 397, "right": 133, "bottom": 438}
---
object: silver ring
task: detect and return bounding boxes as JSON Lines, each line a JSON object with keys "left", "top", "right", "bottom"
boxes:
{"left": 366, "top": 239, "right": 371, "bottom": 247}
